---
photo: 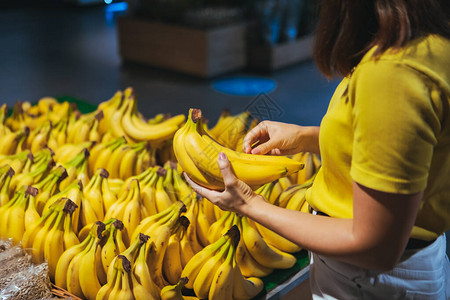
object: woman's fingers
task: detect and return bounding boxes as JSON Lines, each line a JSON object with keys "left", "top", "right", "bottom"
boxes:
{"left": 243, "top": 122, "right": 268, "bottom": 153}
{"left": 250, "top": 139, "right": 277, "bottom": 155}
{"left": 183, "top": 173, "right": 220, "bottom": 200}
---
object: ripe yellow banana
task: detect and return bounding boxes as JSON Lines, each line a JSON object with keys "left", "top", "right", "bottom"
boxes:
{"left": 55, "top": 232, "right": 91, "bottom": 290}
{"left": 132, "top": 238, "right": 161, "bottom": 300}
{"left": 84, "top": 168, "right": 106, "bottom": 222}
{"left": 232, "top": 257, "right": 264, "bottom": 300}
{"left": 44, "top": 199, "right": 80, "bottom": 281}
{"left": 241, "top": 216, "right": 296, "bottom": 269}
{"left": 162, "top": 216, "right": 190, "bottom": 285}
{"left": 101, "top": 219, "right": 124, "bottom": 275}
{"left": 235, "top": 237, "right": 273, "bottom": 278}
{"left": 160, "top": 277, "right": 188, "bottom": 300}
{"left": 209, "top": 237, "right": 235, "bottom": 300}
{"left": 193, "top": 225, "right": 240, "bottom": 299}
{"left": 120, "top": 94, "right": 185, "bottom": 143}
{"left": 155, "top": 167, "right": 176, "bottom": 213}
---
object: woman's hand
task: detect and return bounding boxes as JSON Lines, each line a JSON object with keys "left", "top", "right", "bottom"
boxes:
{"left": 184, "top": 152, "right": 263, "bottom": 215}
{"left": 243, "top": 121, "right": 320, "bottom": 155}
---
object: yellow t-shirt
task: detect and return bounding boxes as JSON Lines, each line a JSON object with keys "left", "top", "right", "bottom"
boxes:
{"left": 306, "top": 34, "right": 450, "bottom": 240}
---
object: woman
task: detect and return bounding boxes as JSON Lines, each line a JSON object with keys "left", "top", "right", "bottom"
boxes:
{"left": 186, "top": 0, "right": 450, "bottom": 298}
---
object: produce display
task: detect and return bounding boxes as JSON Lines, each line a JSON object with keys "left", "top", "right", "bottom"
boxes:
{"left": 0, "top": 87, "right": 320, "bottom": 300}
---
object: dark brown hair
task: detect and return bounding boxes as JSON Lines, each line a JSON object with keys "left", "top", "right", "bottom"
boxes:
{"left": 314, "top": 0, "right": 450, "bottom": 78}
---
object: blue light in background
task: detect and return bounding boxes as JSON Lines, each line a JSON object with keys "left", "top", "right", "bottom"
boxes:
{"left": 212, "top": 77, "right": 277, "bottom": 96}
{"left": 105, "top": 2, "right": 128, "bottom": 25}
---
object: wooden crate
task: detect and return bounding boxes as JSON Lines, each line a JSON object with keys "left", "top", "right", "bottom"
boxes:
{"left": 117, "top": 17, "right": 247, "bottom": 78}
{"left": 247, "top": 34, "right": 315, "bottom": 71}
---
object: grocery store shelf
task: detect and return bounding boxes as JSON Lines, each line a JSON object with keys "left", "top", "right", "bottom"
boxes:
{"left": 266, "top": 266, "right": 310, "bottom": 300}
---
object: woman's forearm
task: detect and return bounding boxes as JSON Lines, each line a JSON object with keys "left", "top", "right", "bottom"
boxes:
{"left": 298, "top": 126, "right": 320, "bottom": 154}
{"left": 240, "top": 193, "right": 416, "bottom": 271}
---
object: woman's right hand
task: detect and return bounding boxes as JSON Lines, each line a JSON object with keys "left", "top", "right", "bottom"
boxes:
{"left": 243, "top": 121, "right": 320, "bottom": 155}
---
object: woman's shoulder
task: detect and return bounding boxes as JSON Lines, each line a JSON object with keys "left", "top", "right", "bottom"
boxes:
{"left": 354, "top": 35, "right": 450, "bottom": 90}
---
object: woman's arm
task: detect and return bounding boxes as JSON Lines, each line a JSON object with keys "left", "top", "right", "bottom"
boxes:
{"left": 186, "top": 154, "right": 423, "bottom": 271}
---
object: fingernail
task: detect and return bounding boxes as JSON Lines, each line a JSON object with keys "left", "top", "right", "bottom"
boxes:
{"left": 218, "top": 152, "right": 227, "bottom": 160}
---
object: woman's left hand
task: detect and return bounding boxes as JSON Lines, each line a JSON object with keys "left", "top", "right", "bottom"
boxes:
{"left": 184, "top": 152, "right": 262, "bottom": 215}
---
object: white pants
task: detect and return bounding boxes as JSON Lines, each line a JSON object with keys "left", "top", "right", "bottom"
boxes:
{"left": 309, "top": 234, "right": 450, "bottom": 299}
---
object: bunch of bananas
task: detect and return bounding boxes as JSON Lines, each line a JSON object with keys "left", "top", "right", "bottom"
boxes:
{"left": 289, "top": 151, "right": 321, "bottom": 184}
{"left": 206, "top": 110, "right": 255, "bottom": 151}
{"left": 55, "top": 221, "right": 107, "bottom": 299}
{"left": 22, "top": 198, "right": 80, "bottom": 281}
{"left": 97, "top": 87, "right": 185, "bottom": 145}
{"left": 181, "top": 225, "right": 264, "bottom": 300}
{"left": 0, "top": 185, "right": 39, "bottom": 244}
{"left": 0, "top": 164, "right": 14, "bottom": 206}
{"left": 174, "top": 108, "right": 304, "bottom": 190}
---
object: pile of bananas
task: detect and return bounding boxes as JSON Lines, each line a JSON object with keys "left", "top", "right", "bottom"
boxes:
{"left": 0, "top": 89, "right": 321, "bottom": 300}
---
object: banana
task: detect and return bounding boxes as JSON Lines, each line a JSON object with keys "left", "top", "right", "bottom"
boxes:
{"left": 30, "top": 120, "right": 52, "bottom": 153}
{"left": 192, "top": 225, "right": 239, "bottom": 299}
{"left": 60, "top": 148, "right": 90, "bottom": 190}
{"left": 131, "top": 200, "right": 185, "bottom": 242}
{"left": 84, "top": 168, "right": 107, "bottom": 222}
{"left": 209, "top": 111, "right": 250, "bottom": 150}
{"left": 232, "top": 258, "right": 264, "bottom": 300}
{"left": 155, "top": 167, "right": 175, "bottom": 212}
{"left": 10, "top": 156, "right": 53, "bottom": 196}
{"left": 120, "top": 92, "right": 185, "bottom": 143}
{"left": 285, "top": 186, "right": 308, "bottom": 211}
{"left": 182, "top": 193, "right": 203, "bottom": 253}
{"left": 55, "top": 232, "right": 91, "bottom": 290}
{"left": 174, "top": 109, "right": 303, "bottom": 190}
{"left": 241, "top": 216, "right": 296, "bottom": 269}
{"left": 171, "top": 161, "right": 193, "bottom": 201}
{"left": 180, "top": 226, "right": 232, "bottom": 290}
{"left": 101, "top": 219, "right": 124, "bottom": 275}
{"left": 0, "top": 150, "right": 29, "bottom": 174}
{"left": 44, "top": 199, "right": 80, "bottom": 281}
{"left": 120, "top": 142, "right": 147, "bottom": 180}
{"left": 0, "top": 127, "right": 29, "bottom": 155}
{"left": 147, "top": 214, "right": 179, "bottom": 289}
{"left": 196, "top": 197, "right": 213, "bottom": 247}
{"left": 172, "top": 115, "right": 225, "bottom": 189}
{"left": 208, "top": 210, "right": 235, "bottom": 244}
{"left": 163, "top": 161, "right": 178, "bottom": 202}
{"left": 162, "top": 216, "right": 190, "bottom": 285}
{"left": 24, "top": 186, "right": 40, "bottom": 231}
{"left": 54, "top": 141, "right": 93, "bottom": 164}
{"left": 92, "top": 137, "right": 127, "bottom": 175}
{"left": 67, "top": 236, "right": 95, "bottom": 298}
{"left": 79, "top": 223, "right": 106, "bottom": 300}
{"left": 235, "top": 238, "right": 273, "bottom": 278}
{"left": 42, "top": 180, "right": 83, "bottom": 233}
{"left": 160, "top": 277, "right": 189, "bottom": 300}
{"left": 140, "top": 171, "right": 158, "bottom": 218}
{"left": 107, "top": 144, "right": 131, "bottom": 179}
{"left": 101, "top": 170, "right": 118, "bottom": 212}
{"left": 34, "top": 165, "right": 67, "bottom": 214}
{"left": 132, "top": 237, "right": 161, "bottom": 300}
{"left": 208, "top": 236, "right": 236, "bottom": 300}
{"left": 1, "top": 186, "right": 27, "bottom": 243}
{"left": 65, "top": 222, "right": 105, "bottom": 298}
{"left": 269, "top": 180, "right": 283, "bottom": 204}
{"left": 253, "top": 182, "right": 303, "bottom": 253}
